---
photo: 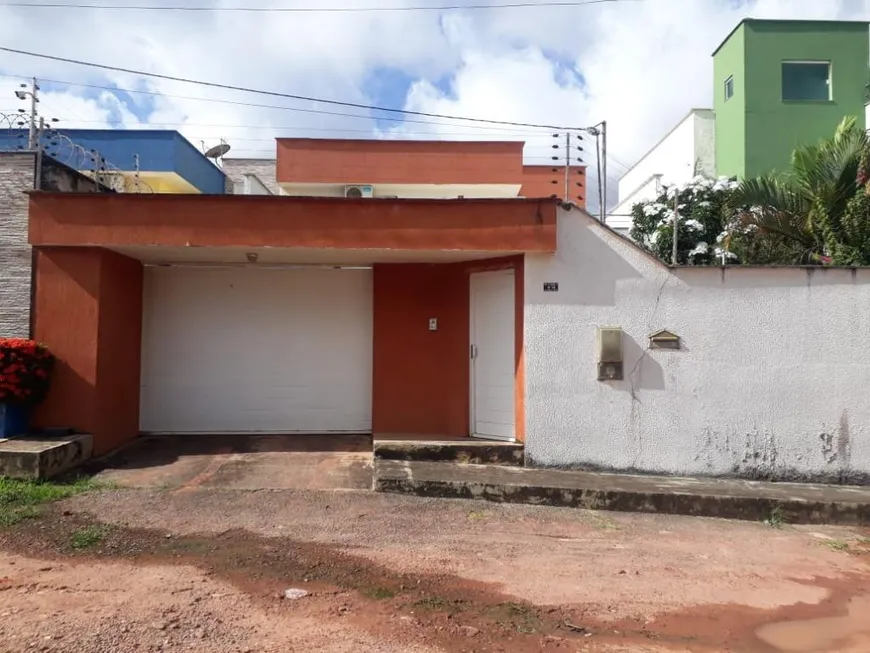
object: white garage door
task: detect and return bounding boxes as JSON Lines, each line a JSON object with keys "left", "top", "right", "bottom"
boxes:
{"left": 140, "top": 266, "right": 373, "bottom": 433}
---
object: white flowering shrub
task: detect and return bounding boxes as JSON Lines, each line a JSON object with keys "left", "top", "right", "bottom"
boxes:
{"left": 630, "top": 176, "right": 740, "bottom": 265}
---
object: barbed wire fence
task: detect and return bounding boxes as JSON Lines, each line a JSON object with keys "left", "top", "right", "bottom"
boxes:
{"left": 1, "top": 101, "right": 154, "bottom": 194}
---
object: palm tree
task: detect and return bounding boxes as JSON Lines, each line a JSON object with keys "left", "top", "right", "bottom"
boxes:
{"left": 729, "top": 116, "right": 868, "bottom": 265}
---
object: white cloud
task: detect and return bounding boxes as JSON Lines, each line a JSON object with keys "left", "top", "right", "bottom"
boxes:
{"left": 392, "top": 0, "right": 870, "bottom": 209}
{"left": 1, "top": 0, "right": 869, "bottom": 208}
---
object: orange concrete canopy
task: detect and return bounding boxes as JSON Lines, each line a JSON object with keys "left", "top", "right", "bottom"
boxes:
{"left": 28, "top": 193, "right": 558, "bottom": 252}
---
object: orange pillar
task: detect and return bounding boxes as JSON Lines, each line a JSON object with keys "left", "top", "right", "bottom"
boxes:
{"left": 32, "top": 247, "right": 143, "bottom": 455}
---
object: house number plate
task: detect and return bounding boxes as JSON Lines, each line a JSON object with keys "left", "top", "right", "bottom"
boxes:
{"left": 543, "top": 282, "right": 559, "bottom": 292}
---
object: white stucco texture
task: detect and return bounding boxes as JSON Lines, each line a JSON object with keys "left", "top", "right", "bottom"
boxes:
{"left": 524, "top": 208, "right": 870, "bottom": 482}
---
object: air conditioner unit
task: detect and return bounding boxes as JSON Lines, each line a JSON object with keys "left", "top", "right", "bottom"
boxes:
{"left": 344, "top": 185, "right": 374, "bottom": 198}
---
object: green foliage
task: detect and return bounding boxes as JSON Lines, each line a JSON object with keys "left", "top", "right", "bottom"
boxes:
{"left": 823, "top": 540, "right": 851, "bottom": 553}
{"left": 631, "top": 117, "right": 870, "bottom": 267}
{"left": 629, "top": 176, "right": 740, "bottom": 265}
{"left": 763, "top": 506, "right": 785, "bottom": 529}
{"left": 831, "top": 190, "right": 870, "bottom": 265}
{"left": 361, "top": 586, "right": 396, "bottom": 600}
{"left": 730, "top": 116, "right": 870, "bottom": 265}
{"left": 0, "top": 477, "right": 95, "bottom": 527}
{"left": 70, "top": 524, "right": 107, "bottom": 550}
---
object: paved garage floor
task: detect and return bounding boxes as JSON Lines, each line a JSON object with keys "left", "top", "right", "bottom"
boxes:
{"left": 83, "top": 434, "right": 373, "bottom": 490}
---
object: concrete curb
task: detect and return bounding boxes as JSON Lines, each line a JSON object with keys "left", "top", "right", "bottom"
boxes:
{"left": 373, "top": 441, "right": 524, "bottom": 467}
{"left": 0, "top": 434, "right": 93, "bottom": 480}
{"left": 374, "top": 462, "right": 870, "bottom": 526}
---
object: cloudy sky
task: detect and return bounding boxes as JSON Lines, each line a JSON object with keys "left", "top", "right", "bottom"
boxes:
{"left": 1, "top": 0, "right": 869, "bottom": 208}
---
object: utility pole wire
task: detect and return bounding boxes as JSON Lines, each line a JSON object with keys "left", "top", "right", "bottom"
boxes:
{"left": 595, "top": 130, "right": 603, "bottom": 219}
{"left": 672, "top": 189, "right": 679, "bottom": 265}
{"left": 0, "top": 70, "right": 554, "bottom": 134}
{"left": 27, "top": 77, "right": 38, "bottom": 148}
{"left": 1, "top": 0, "right": 635, "bottom": 13}
{"left": 600, "top": 120, "right": 607, "bottom": 222}
{"left": 0, "top": 45, "right": 597, "bottom": 132}
{"left": 34, "top": 115, "right": 45, "bottom": 190}
{"left": 563, "top": 132, "right": 571, "bottom": 202}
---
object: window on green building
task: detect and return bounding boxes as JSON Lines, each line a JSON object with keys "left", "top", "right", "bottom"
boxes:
{"left": 724, "top": 76, "right": 734, "bottom": 101}
{"left": 782, "top": 61, "right": 831, "bottom": 101}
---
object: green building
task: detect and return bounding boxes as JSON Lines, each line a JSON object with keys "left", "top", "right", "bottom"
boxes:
{"left": 714, "top": 19, "right": 870, "bottom": 179}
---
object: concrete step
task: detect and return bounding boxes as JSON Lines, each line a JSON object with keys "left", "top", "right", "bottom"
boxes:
{"left": 374, "top": 460, "right": 870, "bottom": 526}
{"left": 373, "top": 439, "right": 523, "bottom": 467}
{"left": 0, "top": 434, "right": 93, "bottom": 480}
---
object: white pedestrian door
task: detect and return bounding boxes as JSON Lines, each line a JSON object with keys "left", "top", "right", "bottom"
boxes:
{"left": 470, "top": 269, "right": 516, "bottom": 442}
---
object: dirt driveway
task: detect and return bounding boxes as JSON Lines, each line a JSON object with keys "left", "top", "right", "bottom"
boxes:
{"left": 0, "top": 487, "right": 869, "bottom": 652}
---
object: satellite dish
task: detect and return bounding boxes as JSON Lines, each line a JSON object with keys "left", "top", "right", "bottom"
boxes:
{"left": 204, "top": 142, "right": 231, "bottom": 159}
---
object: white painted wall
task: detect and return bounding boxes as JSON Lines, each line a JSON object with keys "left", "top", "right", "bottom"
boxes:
{"left": 524, "top": 208, "right": 870, "bottom": 483}
{"left": 607, "top": 109, "right": 715, "bottom": 233}
{"left": 693, "top": 110, "right": 716, "bottom": 178}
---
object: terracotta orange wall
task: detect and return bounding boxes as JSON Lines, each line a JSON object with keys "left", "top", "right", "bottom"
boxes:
{"left": 521, "top": 165, "right": 586, "bottom": 207}
{"left": 31, "top": 248, "right": 101, "bottom": 438}
{"left": 94, "top": 250, "right": 144, "bottom": 453}
{"left": 277, "top": 139, "right": 525, "bottom": 185}
{"left": 372, "top": 263, "right": 469, "bottom": 437}
{"left": 372, "top": 256, "right": 524, "bottom": 441}
{"left": 29, "top": 194, "right": 558, "bottom": 253}
{"left": 32, "top": 247, "right": 143, "bottom": 455}
{"left": 32, "top": 247, "right": 522, "bottom": 446}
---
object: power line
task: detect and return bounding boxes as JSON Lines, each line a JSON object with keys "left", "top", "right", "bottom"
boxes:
{"left": 607, "top": 153, "right": 631, "bottom": 171}
{"left": 0, "top": 73, "right": 556, "bottom": 135}
{"left": 182, "top": 132, "right": 554, "bottom": 141}
{"left": 0, "top": 73, "right": 599, "bottom": 141}
{"left": 3, "top": 73, "right": 608, "bottom": 182}
{"left": 0, "top": 46, "right": 593, "bottom": 131}
{"left": 3, "top": 76, "right": 604, "bottom": 163}
{"left": 1, "top": 0, "right": 632, "bottom": 13}
{"left": 45, "top": 121, "right": 564, "bottom": 138}
{"left": 223, "top": 147, "right": 564, "bottom": 162}
{"left": 4, "top": 73, "right": 601, "bottom": 159}
{"left": 6, "top": 84, "right": 616, "bottom": 190}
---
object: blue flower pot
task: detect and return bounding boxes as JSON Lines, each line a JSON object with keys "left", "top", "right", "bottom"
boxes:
{"left": 0, "top": 403, "right": 28, "bottom": 439}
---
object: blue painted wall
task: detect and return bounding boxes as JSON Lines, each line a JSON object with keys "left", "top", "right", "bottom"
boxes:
{"left": 170, "top": 132, "right": 228, "bottom": 195}
{"left": 0, "top": 129, "right": 226, "bottom": 194}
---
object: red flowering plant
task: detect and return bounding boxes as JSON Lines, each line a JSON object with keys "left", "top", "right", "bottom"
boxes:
{"left": 0, "top": 339, "right": 55, "bottom": 407}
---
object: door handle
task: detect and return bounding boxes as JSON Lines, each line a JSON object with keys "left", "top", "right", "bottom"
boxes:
{"left": 470, "top": 344, "right": 478, "bottom": 359}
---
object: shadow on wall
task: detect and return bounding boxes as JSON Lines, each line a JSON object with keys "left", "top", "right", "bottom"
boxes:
{"left": 592, "top": 333, "right": 685, "bottom": 398}
{"left": 40, "top": 156, "right": 108, "bottom": 193}
{"left": 617, "top": 333, "right": 666, "bottom": 394}
{"left": 33, "top": 360, "right": 93, "bottom": 435}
